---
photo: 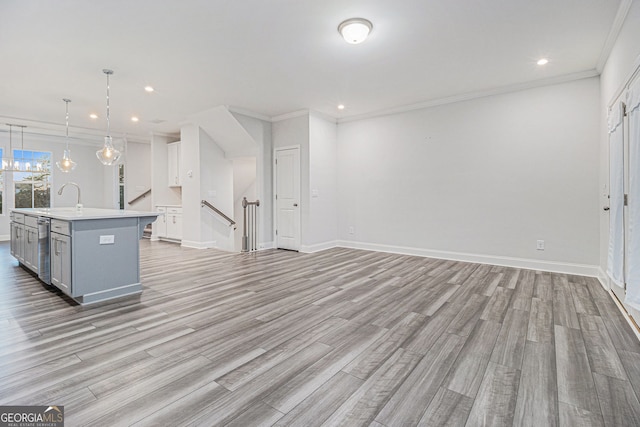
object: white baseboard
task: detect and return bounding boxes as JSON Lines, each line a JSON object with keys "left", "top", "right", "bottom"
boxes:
{"left": 300, "top": 240, "right": 340, "bottom": 253}
{"left": 597, "top": 267, "right": 609, "bottom": 290}
{"left": 0, "top": 234, "right": 9, "bottom": 242}
{"left": 335, "top": 240, "right": 599, "bottom": 277}
{"left": 258, "top": 241, "right": 275, "bottom": 250}
{"left": 181, "top": 240, "right": 217, "bottom": 249}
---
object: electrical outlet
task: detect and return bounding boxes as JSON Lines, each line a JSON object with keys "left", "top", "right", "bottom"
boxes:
{"left": 536, "top": 240, "right": 545, "bottom": 250}
{"left": 348, "top": 226, "right": 355, "bottom": 235}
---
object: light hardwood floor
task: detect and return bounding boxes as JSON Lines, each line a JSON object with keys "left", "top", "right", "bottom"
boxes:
{"left": 1, "top": 240, "right": 640, "bottom": 426}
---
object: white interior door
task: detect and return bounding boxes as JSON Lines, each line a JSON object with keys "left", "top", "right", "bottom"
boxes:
{"left": 608, "top": 102, "right": 626, "bottom": 299}
{"left": 275, "top": 147, "right": 300, "bottom": 251}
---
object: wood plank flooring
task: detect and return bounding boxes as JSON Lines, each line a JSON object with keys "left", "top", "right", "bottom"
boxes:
{"left": 1, "top": 240, "right": 640, "bottom": 426}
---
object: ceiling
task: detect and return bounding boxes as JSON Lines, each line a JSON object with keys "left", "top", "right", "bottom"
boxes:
{"left": 0, "top": 0, "right": 623, "bottom": 140}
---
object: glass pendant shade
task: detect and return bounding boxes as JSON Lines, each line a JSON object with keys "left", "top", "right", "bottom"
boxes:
{"left": 96, "top": 136, "right": 121, "bottom": 165}
{"left": 97, "top": 69, "right": 121, "bottom": 166}
{"left": 57, "top": 149, "right": 77, "bottom": 172}
{"left": 57, "top": 98, "right": 77, "bottom": 173}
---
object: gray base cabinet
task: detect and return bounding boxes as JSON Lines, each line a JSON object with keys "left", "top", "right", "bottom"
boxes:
{"left": 50, "top": 231, "right": 72, "bottom": 295}
{"left": 23, "top": 217, "right": 39, "bottom": 274}
{"left": 10, "top": 208, "right": 159, "bottom": 306}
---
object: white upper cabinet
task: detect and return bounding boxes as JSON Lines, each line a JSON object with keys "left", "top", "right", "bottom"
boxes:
{"left": 168, "top": 141, "right": 181, "bottom": 187}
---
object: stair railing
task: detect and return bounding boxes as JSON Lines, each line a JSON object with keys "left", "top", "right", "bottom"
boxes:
{"left": 201, "top": 200, "right": 236, "bottom": 230}
{"left": 242, "top": 197, "right": 260, "bottom": 252}
{"left": 128, "top": 188, "right": 151, "bottom": 205}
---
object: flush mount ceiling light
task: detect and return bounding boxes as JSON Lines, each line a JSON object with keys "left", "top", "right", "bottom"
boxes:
{"left": 537, "top": 58, "right": 549, "bottom": 65}
{"left": 338, "top": 18, "right": 372, "bottom": 44}
{"left": 144, "top": 86, "right": 154, "bottom": 92}
{"left": 56, "top": 98, "right": 77, "bottom": 173}
{"left": 337, "top": 104, "right": 345, "bottom": 110}
{"left": 131, "top": 116, "right": 139, "bottom": 122}
{"left": 89, "top": 113, "right": 98, "bottom": 119}
{"left": 96, "top": 69, "right": 121, "bottom": 166}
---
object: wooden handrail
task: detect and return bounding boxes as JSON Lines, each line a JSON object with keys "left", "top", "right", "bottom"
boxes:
{"left": 128, "top": 188, "right": 151, "bottom": 205}
{"left": 201, "top": 200, "right": 236, "bottom": 229}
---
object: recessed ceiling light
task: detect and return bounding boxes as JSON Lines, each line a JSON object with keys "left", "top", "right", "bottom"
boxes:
{"left": 89, "top": 113, "right": 98, "bottom": 119}
{"left": 144, "top": 86, "right": 154, "bottom": 92}
{"left": 338, "top": 104, "right": 345, "bottom": 110}
{"left": 338, "top": 18, "right": 373, "bottom": 44}
{"left": 537, "top": 58, "right": 549, "bottom": 65}
{"left": 131, "top": 116, "right": 139, "bottom": 122}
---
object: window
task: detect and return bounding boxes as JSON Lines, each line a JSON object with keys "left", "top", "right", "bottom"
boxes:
{"left": 13, "top": 150, "right": 51, "bottom": 209}
{"left": 118, "top": 164, "right": 125, "bottom": 210}
{"left": 0, "top": 148, "right": 3, "bottom": 215}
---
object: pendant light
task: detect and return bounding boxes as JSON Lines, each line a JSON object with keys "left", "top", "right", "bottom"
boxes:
{"left": 1, "top": 124, "right": 28, "bottom": 172}
{"left": 56, "top": 98, "right": 77, "bottom": 173}
{"left": 1, "top": 125, "right": 16, "bottom": 171}
{"left": 96, "top": 69, "right": 121, "bottom": 165}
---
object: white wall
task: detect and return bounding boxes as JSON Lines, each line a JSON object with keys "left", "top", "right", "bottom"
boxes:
{"left": 124, "top": 141, "right": 152, "bottom": 211}
{"left": 200, "top": 128, "right": 235, "bottom": 251}
{"left": 0, "top": 133, "right": 106, "bottom": 239}
{"left": 150, "top": 133, "right": 181, "bottom": 208}
{"left": 231, "top": 112, "right": 273, "bottom": 247}
{"left": 599, "top": 1, "right": 640, "bottom": 276}
{"left": 306, "top": 113, "right": 338, "bottom": 250}
{"left": 337, "top": 77, "right": 601, "bottom": 273}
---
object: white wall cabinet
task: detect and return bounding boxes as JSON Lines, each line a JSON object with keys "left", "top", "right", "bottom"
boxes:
{"left": 154, "top": 206, "right": 182, "bottom": 241}
{"left": 168, "top": 141, "right": 181, "bottom": 187}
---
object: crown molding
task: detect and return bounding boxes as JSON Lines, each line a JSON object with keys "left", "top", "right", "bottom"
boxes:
{"left": 337, "top": 69, "right": 600, "bottom": 124}
{"left": 596, "top": 0, "right": 634, "bottom": 73}
{"left": 0, "top": 115, "right": 151, "bottom": 144}
{"left": 309, "top": 110, "right": 338, "bottom": 124}
{"left": 271, "top": 109, "right": 310, "bottom": 122}
{"left": 227, "top": 106, "right": 272, "bottom": 122}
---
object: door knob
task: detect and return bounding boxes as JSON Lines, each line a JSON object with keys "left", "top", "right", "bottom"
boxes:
{"left": 293, "top": 203, "right": 298, "bottom": 207}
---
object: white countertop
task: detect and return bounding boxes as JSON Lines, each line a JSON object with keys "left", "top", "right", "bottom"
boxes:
{"left": 12, "top": 207, "right": 161, "bottom": 221}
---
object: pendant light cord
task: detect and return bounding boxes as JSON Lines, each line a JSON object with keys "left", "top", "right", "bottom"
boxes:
{"left": 106, "top": 71, "right": 111, "bottom": 138}
{"left": 64, "top": 99, "right": 70, "bottom": 149}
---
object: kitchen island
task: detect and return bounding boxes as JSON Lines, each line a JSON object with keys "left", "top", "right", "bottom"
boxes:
{"left": 10, "top": 208, "right": 159, "bottom": 305}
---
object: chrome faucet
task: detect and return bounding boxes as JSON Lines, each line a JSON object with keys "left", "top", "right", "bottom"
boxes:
{"left": 58, "top": 182, "right": 82, "bottom": 206}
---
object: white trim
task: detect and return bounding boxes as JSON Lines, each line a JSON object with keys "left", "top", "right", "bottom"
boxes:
{"left": 0, "top": 234, "right": 9, "bottom": 242}
{"left": 181, "top": 240, "right": 217, "bottom": 249}
{"left": 335, "top": 240, "right": 599, "bottom": 276}
{"left": 300, "top": 240, "right": 339, "bottom": 253}
{"left": 272, "top": 110, "right": 309, "bottom": 122}
{"left": 0, "top": 115, "right": 151, "bottom": 144}
{"left": 258, "top": 241, "right": 275, "bottom": 250}
{"left": 596, "top": 0, "right": 634, "bottom": 73}
{"left": 309, "top": 110, "right": 338, "bottom": 124}
{"left": 227, "top": 106, "right": 272, "bottom": 122}
{"left": 598, "top": 267, "right": 610, "bottom": 290}
{"left": 338, "top": 70, "right": 599, "bottom": 124}
{"left": 608, "top": 53, "right": 640, "bottom": 109}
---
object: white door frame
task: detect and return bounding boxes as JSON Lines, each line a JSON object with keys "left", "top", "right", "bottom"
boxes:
{"left": 273, "top": 145, "right": 301, "bottom": 251}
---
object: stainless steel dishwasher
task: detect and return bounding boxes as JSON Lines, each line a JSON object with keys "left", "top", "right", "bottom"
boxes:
{"left": 37, "top": 216, "right": 51, "bottom": 285}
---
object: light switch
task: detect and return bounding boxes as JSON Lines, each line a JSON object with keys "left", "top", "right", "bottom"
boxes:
{"left": 312, "top": 189, "right": 319, "bottom": 198}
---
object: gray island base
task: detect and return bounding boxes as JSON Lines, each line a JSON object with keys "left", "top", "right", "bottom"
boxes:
{"left": 10, "top": 208, "right": 159, "bottom": 305}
